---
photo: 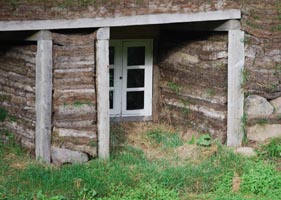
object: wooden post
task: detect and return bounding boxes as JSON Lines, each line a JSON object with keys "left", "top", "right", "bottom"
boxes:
{"left": 96, "top": 27, "right": 110, "bottom": 159}
{"left": 35, "top": 31, "right": 53, "bottom": 163}
{"left": 227, "top": 30, "right": 245, "bottom": 146}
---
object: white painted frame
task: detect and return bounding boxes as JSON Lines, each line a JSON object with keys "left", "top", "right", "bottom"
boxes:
{"left": 122, "top": 40, "right": 153, "bottom": 117}
{"left": 109, "top": 40, "right": 123, "bottom": 116}
{"left": 109, "top": 40, "right": 153, "bottom": 117}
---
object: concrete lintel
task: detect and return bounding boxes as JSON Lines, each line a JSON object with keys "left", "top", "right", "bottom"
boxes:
{"left": 220, "top": 20, "right": 241, "bottom": 30}
{"left": 0, "top": 9, "right": 241, "bottom": 31}
{"left": 166, "top": 19, "right": 241, "bottom": 32}
{"left": 227, "top": 30, "right": 245, "bottom": 147}
{"left": 28, "top": 30, "right": 52, "bottom": 41}
{"left": 96, "top": 27, "right": 110, "bottom": 40}
{"left": 96, "top": 28, "right": 110, "bottom": 159}
{"left": 35, "top": 32, "right": 53, "bottom": 163}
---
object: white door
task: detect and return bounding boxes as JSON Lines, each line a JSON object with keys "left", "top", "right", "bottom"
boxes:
{"left": 109, "top": 40, "right": 153, "bottom": 117}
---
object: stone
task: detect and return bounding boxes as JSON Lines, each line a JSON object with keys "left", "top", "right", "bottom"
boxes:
{"left": 245, "top": 95, "right": 274, "bottom": 117}
{"left": 270, "top": 97, "right": 281, "bottom": 114}
{"left": 51, "top": 147, "right": 89, "bottom": 165}
{"left": 235, "top": 147, "right": 257, "bottom": 157}
{"left": 172, "top": 52, "right": 199, "bottom": 64}
{"left": 247, "top": 124, "right": 281, "bottom": 142}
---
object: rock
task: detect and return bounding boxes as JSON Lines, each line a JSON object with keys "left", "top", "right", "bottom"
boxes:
{"left": 63, "top": 142, "right": 97, "bottom": 157}
{"left": 247, "top": 124, "right": 281, "bottom": 142}
{"left": 51, "top": 147, "right": 89, "bottom": 165}
{"left": 235, "top": 147, "right": 257, "bottom": 157}
{"left": 245, "top": 95, "right": 274, "bottom": 117}
{"left": 270, "top": 97, "right": 281, "bottom": 114}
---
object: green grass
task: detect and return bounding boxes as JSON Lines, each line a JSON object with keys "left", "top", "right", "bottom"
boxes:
{"left": 1, "top": 131, "right": 281, "bottom": 200}
{"left": 146, "top": 129, "right": 183, "bottom": 149}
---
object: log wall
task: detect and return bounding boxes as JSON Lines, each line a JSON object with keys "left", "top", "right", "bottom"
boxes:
{"left": 52, "top": 31, "right": 98, "bottom": 157}
{"left": 157, "top": 31, "right": 228, "bottom": 141}
{"left": 0, "top": 42, "right": 36, "bottom": 151}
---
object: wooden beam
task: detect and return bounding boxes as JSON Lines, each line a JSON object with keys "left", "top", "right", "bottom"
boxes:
{"left": 96, "top": 27, "right": 110, "bottom": 159}
{"left": 0, "top": 10, "right": 241, "bottom": 31}
{"left": 35, "top": 31, "right": 53, "bottom": 163}
{"left": 165, "top": 19, "right": 241, "bottom": 32}
{"left": 227, "top": 30, "right": 245, "bottom": 147}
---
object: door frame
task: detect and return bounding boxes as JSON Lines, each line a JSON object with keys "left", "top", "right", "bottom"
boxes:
{"left": 109, "top": 39, "right": 153, "bottom": 118}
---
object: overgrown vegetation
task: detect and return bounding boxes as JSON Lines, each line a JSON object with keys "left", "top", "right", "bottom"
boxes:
{"left": 146, "top": 128, "right": 183, "bottom": 149}
{"left": 0, "top": 107, "right": 7, "bottom": 122}
{"left": 1, "top": 128, "right": 281, "bottom": 200}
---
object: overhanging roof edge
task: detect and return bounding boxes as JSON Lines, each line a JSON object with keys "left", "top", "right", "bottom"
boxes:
{"left": 0, "top": 9, "right": 241, "bottom": 32}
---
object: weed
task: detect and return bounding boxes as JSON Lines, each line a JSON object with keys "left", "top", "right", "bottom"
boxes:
{"left": 72, "top": 101, "right": 92, "bottom": 107}
{"left": 273, "top": 65, "right": 281, "bottom": 76}
{"left": 215, "top": 171, "right": 234, "bottom": 194}
{"left": 110, "top": 123, "right": 126, "bottom": 152}
{"left": 0, "top": 94, "right": 11, "bottom": 102}
{"left": 167, "top": 81, "right": 181, "bottom": 94}
{"left": 241, "top": 161, "right": 281, "bottom": 195}
{"left": 240, "top": 69, "right": 249, "bottom": 89}
{"left": 197, "top": 134, "right": 212, "bottom": 147}
{"left": 188, "top": 135, "right": 196, "bottom": 144}
{"left": 146, "top": 129, "right": 183, "bottom": 149}
{"left": 205, "top": 89, "right": 215, "bottom": 97}
{"left": 78, "top": 187, "right": 97, "bottom": 200}
{"left": 180, "top": 99, "right": 190, "bottom": 115}
{"left": 268, "top": 83, "right": 277, "bottom": 92}
{"left": 241, "top": 112, "right": 248, "bottom": 136}
{"left": 7, "top": 115, "right": 17, "bottom": 122}
{"left": 0, "top": 107, "right": 7, "bottom": 122}
{"left": 256, "top": 118, "right": 269, "bottom": 126}
{"left": 259, "top": 137, "right": 281, "bottom": 159}
{"left": 36, "top": 190, "right": 66, "bottom": 200}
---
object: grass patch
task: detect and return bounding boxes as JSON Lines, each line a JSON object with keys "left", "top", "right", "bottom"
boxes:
{"left": 2, "top": 130, "right": 281, "bottom": 199}
{"left": 146, "top": 128, "right": 183, "bottom": 149}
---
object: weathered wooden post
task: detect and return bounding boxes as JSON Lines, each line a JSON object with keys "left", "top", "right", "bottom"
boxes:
{"left": 227, "top": 30, "right": 245, "bottom": 146}
{"left": 96, "top": 27, "right": 110, "bottom": 159}
{"left": 35, "top": 31, "right": 53, "bottom": 163}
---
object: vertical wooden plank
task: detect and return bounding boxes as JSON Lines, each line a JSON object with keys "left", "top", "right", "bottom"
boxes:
{"left": 227, "top": 30, "right": 245, "bottom": 146}
{"left": 96, "top": 27, "right": 110, "bottom": 159}
{"left": 35, "top": 31, "right": 53, "bottom": 163}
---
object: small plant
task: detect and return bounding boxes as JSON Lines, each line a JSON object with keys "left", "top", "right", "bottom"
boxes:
{"left": 0, "top": 94, "right": 11, "bottom": 102}
{"left": 256, "top": 118, "right": 269, "bottom": 126}
{"left": 273, "top": 64, "right": 281, "bottom": 76}
{"left": 241, "top": 112, "right": 248, "bottom": 136}
{"left": 78, "top": 187, "right": 97, "bottom": 200}
{"left": 188, "top": 135, "right": 196, "bottom": 144}
{"left": 241, "top": 161, "right": 281, "bottom": 195}
{"left": 197, "top": 134, "right": 212, "bottom": 147}
{"left": 36, "top": 190, "right": 66, "bottom": 200}
{"left": 240, "top": 69, "right": 249, "bottom": 89}
{"left": 181, "top": 99, "right": 190, "bottom": 115}
{"left": 73, "top": 101, "right": 93, "bottom": 107}
{"left": 167, "top": 81, "right": 181, "bottom": 94}
{"left": 147, "top": 129, "right": 183, "bottom": 149}
{"left": 110, "top": 123, "right": 126, "bottom": 151}
{"left": 205, "top": 89, "right": 215, "bottom": 97}
{"left": 0, "top": 107, "right": 7, "bottom": 122}
{"left": 260, "top": 137, "right": 281, "bottom": 159}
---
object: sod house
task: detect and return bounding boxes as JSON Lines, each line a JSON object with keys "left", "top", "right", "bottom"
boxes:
{"left": 0, "top": 0, "right": 280, "bottom": 164}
